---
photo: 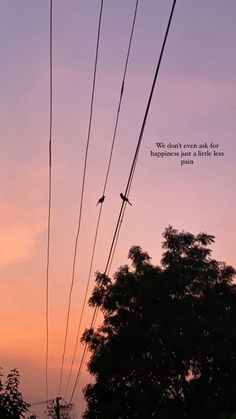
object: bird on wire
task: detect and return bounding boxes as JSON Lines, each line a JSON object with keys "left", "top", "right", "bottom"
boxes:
{"left": 120, "top": 193, "right": 132, "bottom": 206}
{"left": 97, "top": 195, "right": 105, "bottom": 205}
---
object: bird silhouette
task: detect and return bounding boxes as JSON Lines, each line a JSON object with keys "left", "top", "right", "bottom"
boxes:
{"left": 120, "top": 193, "right": 132, "bottom": 206}
{"left": 97, "top": 195, "right": 105, "bottom": 205}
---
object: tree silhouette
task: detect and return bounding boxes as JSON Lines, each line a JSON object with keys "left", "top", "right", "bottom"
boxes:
{"left": 0, "top": 368, "right": 29, "bottom": 418}
{"left": 82, "top": 226, "right": 236, "bottom": 419}
{"left": 46, "top": 399, "right": 73, "bottom": 418}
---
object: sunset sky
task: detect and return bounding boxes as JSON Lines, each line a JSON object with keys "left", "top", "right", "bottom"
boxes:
{"left": 0, "top": 0, "right": 236, "bottom": 417}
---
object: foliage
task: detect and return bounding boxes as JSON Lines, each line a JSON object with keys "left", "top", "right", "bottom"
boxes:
{"left": 0, "top": 368, "right": 29, "bottom": 418}
{"left": 82, "top": 226, "right": 236, "bottom": 419}
{"left": 46, "top": 399, "right": 73, "bottom": 418}
{"left": 220, "top": 413, "right": 236, "bottom": 419}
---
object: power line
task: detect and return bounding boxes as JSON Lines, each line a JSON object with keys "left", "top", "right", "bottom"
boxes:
{"left": 68, "top": 0, "right": 177, "bottom": 403}
{"left": 63, "top": 204, "right": 102, "bottom": 398}
{"left": 105, "top": 0, "right": 178, "bottom": 276}
{"left": 107, "top": 202, "right": 126, "bottom": 275}
{"left": 102, "top": 0, "right": 139, "bottom": 195}
{"left": 63, "top": 0, "right": 139, "bottom": 398}
{"left": 107, "top": 149, "right": 138, "bottom": 275}
{"left": 58, "top": 0, "right": 104, "bottom": 396}
{"left": 69, "top": 308, "right": 97, "bottom": 403}
{"left": 29, "top": 399, "right": 54, "bottom": 406}
{"left": 46, "top": 0, "right": 53, "bottom": 401}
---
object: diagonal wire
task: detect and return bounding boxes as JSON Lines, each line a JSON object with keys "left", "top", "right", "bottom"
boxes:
{"left": 63, "top": 0, "right": 139, "bottom": 398}
{"left": 46, "top": 0, "right": 53, "bottom": 401}
{"left": 58, "top": 0, "right": 104, "bottom": 396}
{"left": 69, "top": 309, "right": 98, "bottom": 403}
{"left": 102, "top": 0, "right": 139, "bottom": 195}
{"left": 63, "top": 205, "right": 103, "bottom": 398}
{"left": 69, "top": 0, "right": 177, "bottom": 403}
{"left": 105, "top": 0, "right": 178, "bottom": 277}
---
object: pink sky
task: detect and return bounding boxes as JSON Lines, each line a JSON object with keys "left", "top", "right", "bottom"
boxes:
{"left": 0, "top": 1, "right": 236, "bottom": 417}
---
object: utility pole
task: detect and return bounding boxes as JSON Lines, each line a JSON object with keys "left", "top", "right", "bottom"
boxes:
{"left": 55, "top": 397, "right": 61, "bottom": 419}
